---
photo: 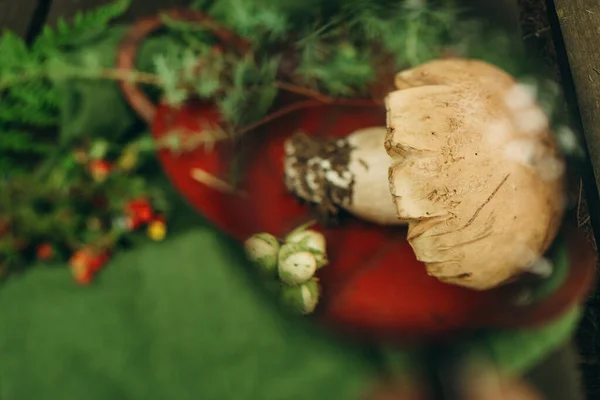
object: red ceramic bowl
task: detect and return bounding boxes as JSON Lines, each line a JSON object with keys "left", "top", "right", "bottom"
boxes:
{"left": 150, "top": 100, "right": 595, "bottom": 342}
{"left": 118, "top": 9, "right": 596, "bottom": 343}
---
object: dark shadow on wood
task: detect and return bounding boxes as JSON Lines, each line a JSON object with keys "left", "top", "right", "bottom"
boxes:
{"left": 547, "top": 2, "right": 600, "bottom": 399}
{"left": 547, "top": 0, "right": 600, "bottom": 243}
{"left": 525, "top": 342, "right": 585, "bottom": 400}
{"left": 548, "top": 1, "right": 600, "bottom": 232}
{"left": 25, "top": 0, "right": 53, "bottom": 43}
{"left": 0, "top": 0, "right": 42, "bottom": 37}
{"left": 459, "top": 0, "right": 521, "bottom": 33}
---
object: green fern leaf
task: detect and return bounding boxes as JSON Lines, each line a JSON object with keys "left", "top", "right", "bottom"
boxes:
{"left": 0, "top": 105, "right": 57, "bottom": 126}
{"left": 33, "top": 0, "right": 132, "bottom": 52}
{"left": 0, "top": 31, "right": 31, "bottom": 70}
{"left": 0, "top": 130, "right": 52, "bottom": 153}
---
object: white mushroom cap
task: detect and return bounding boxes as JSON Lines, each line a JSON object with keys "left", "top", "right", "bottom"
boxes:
{"left": 386, "top": 58, "right": 565, "bottom": 290}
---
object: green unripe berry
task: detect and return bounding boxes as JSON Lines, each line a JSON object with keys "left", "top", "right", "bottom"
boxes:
{"left": 244, "top": 233, "right": 280, "bottom": 276}
{"left": 280, "top": 278, "right": 320, "bottom": 314}
{"left": 278, "top": 243, "right": 317, "bottom": 285}
{"left": 285, "top": 229, "right": 328, "bottom": 268}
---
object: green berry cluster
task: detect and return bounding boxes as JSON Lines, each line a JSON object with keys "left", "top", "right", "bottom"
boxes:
{"left": 244, "top": 227, "right": 328, "bottom": 315}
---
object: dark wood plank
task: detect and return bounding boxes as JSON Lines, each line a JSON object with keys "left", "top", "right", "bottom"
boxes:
{"left": 551, "top": 0, "right": 600, "bottom": 198}
{"left": 46, "top": 0, "right": 192, "bottom": 26}
{"left": 45, "top": 0, "right": 522, "bottom": 32}
{"left": 460, "top": 0, "right": 521, "bottom": 32}
{"left": 525, "top": 342, "right": 585, "bottom": 400}
{"left": 45, "top": 0, "right": 522, "bottom": 27}
{"left": 0, "top": 0, "right": 41, "bottom": 37}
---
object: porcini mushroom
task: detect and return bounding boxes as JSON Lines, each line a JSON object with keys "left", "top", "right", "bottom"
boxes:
{"left": 385, "top": 58, "right": 565, "bottom": 290}
{"left": 284, "top": 127, "right": 403, "bottom": 225}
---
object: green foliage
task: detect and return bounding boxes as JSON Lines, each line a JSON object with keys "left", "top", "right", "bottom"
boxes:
{"left": 0, "top": 0, "right": 131, "bottom": 173}
{"left": 219, "top": 53, "right": 280, "bottom": 125}
{"left": 210, "top": 0, "right": 290, "bottom": 41}
{"left": 152, "top": 38, "right": 280, "bottom": 127}
{"left": 0, "top": 0, "right": 574, "bottom": 172}
{"left": 34, "top": 0, "right": 131, "bottom": 53}
{"left": 296, "top": 41, "right": 375, "bottom": 96}
{"left": 152, "top": 0, "right": 566, "bottom": 140}
{"left": 0, "top": 135, "right": 169, "bottom": 277}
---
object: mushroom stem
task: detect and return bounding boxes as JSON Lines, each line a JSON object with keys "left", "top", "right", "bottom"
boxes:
{"left": 283, "top": 127, "right": 404, "bottom": 225}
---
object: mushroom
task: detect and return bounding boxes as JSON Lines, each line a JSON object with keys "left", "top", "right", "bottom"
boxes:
{"left": 385, "top": 58, "right": 565, "bottom": 290}
{"left": 284, "top": 127, "right": 403, "bottom": 225}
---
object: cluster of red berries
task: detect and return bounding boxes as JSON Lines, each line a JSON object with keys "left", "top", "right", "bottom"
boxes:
{"left": 34, "top": 196, "right": 167, "bottom": 285}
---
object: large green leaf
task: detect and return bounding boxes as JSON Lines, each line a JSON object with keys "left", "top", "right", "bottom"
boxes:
{"left": 0, "top": 226, "right": 379, "bottom": 400}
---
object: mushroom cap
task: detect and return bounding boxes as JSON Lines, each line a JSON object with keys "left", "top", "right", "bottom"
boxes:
{"left": 385, "top": 58, "right": 565, "bottom": 290}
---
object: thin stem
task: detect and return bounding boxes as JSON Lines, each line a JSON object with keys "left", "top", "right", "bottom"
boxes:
{"left": 274, "top": 81, "right": 334, "bottom": 103}
{"left": 0, "top": 66, "right": 164, "bottom": 91}
{"left": 286, "top": 219, "right": 318, "bottom": 238}
{"left": 155, "top": 126, "right": 229, "bottom": 153}
{"left": 236, "top": 96, "right": 381, "bottom": 137}
{"left": 274, "top": 80, "right": 383, "bottom": 106}
{"left": 236, "top": 99, "right": 323, "bottom": 136}
{"left": 190, "top": 168, "right": 246, "bottom": 196}
{"left": 95, "top": 68, "right": 164, "bottom": 86}
{"left": 522, "top": 27, "right": 551, "bottom": 41}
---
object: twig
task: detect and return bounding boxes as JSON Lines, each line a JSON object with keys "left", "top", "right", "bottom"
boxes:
{"left": 577, "top": 178, "right": 587, "bottom": 227}
{"left": 95, "top": 68, "right": 163, "bottom": 86}
{"left": 190, "top": 168, "right": 246, "bottom": 196}
{"left": 236, "top": 96, "right": 381, "bottom": 138}
{"left": 235, "top": 99, "right": 323, "bottom": 137}
{"left": 0, "top": 66, "right": 164, "bottom": 91}
{"left": 274, "top": 80, "right": 383, "bottom": 106}
{"left": 155, "top": 126, "right": 230, "bottom": 154}
{"left": 274, "top": 81, "right": 334, "bottom": 103}
{"left": 577, "top": 178, "right": 583, "bottom": 219}
{"left": 522, "top": 27, "right": 551, "bottom": 41}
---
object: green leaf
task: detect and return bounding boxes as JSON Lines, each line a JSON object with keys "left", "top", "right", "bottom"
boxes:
{"left": 212, "top": 0, "right": 289, "bottom": 40}
{"left": 0, "top": 31, "right": 30, "bottom": 69}
{"left": 0, "top": 228, "right": 379, "bottom": 400}
{"left": 475, "top": 307, "right": 582, "bottom": 376}
{"left": 297, "top": 41, "right": 374, "bottom": 96}
{"left": 33, "top": 0, "right": 132, "bottom": 52}
{"left": 53, "top": 27, "right": 136, "bottom": 144}
{"left": 0, "top": 130, "right": 52, "bottom": 153}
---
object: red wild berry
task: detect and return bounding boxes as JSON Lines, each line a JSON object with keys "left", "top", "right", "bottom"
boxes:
{"left": 125, "top": 197, "right": 154, "bottom": 224}
{"left": 89, "top": 253, "right": 110, "bottom": 273}
{"left": 36, "top": 243, "right": 54, "bottom": 261}
{"left": 69, "top": 250, "right": 94, "bottom": 285}
{"left": 88, "top": 160, "right": 112, "bottom": 182}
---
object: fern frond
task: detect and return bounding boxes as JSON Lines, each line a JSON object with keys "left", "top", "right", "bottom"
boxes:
{"left": 0, "top": 104, "right": 57, "bottom": 126}
{"left": 0, "top": 130, "right": 52, "bottom": 153}
{"left": 33, "top": 0, "right": 132, "bottom": 52}
{"left": 0, "top": 0, "right": 131, "bottom": 163}
{"left": 0, "top": 31, "right": 32, "bottom": 70}
{"left": 9, "top": 81, "right": 55, "bottom": 108}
